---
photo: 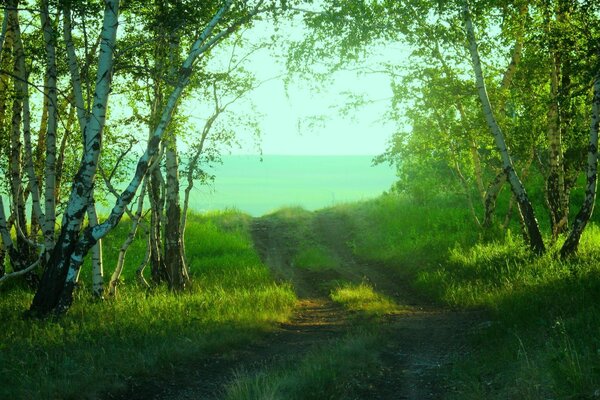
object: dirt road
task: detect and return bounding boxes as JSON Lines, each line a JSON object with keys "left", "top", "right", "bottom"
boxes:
{"left": 108, "top": 210, "right": 479, "bottom": 399}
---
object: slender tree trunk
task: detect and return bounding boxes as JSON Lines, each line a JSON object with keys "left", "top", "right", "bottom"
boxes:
{"left": 41, "top": 0, "right": 58, "bottom": 255}
{"left": 560, "top": 77, "right": 600, "bottom": 257}
{"left": 0, "top": 198, "right": 13, "bottom": 278}
{"left": 109, "top": 178, "right": 147, "bottom": 296}
{"left": 482, "top": 171, "right": 506, "bottom": 228}
{"left": 164, "top": 141, "right": 188, "bottom": 290}
{"left": 546, "top": 52, "right": 568, "bottom": 238}
{"left": 148, "top": 164, "right": 167, "bottom": 284}
{"left": 0, "top": 6, "right": 12, "bottom": 146}
{"left": 87, "top": 198, "right": 104, "bottom": 298}
{"left": 55, "top": 105, "right": 74, "bottom": 203}
{"left": 463, "top": 1, "right": 545, "bottom": 254}
{"left": 8, "top": 2, "right": 31, "bottom": 272}
{"left": 0, "top": 8, "right": 8, "bottom": 57}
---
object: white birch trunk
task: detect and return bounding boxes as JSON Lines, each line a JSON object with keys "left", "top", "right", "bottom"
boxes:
{"left": 164, "top": 141, "right": 189, "bottom": 289}
{"left": 463, "top": 1, "right": 545, "bottom": 254}
{"left": 0, "top": 198, "right": 14, "bottom": 256}
{"left": 8, "top": 4, "right": 29, "bottom": 267}
{"left": 0, "top": 9, "right": 8, "bottom": 58}
{"left": 108, "top": 178, "right": 147, "bottom": 296}
{"left": 12, "top": 9, "right": 46, "bottom": 235}
{"left": 87, "top": 199, "right": 104, "bottom": 297}
{"left": 62, "top": 5, "right": 87, "bottom": 129}
{"left": 44, "top": 0, "right": 258, "bottom": 314}
{"left": 31, "top": 0, "right": 121, "bottom": 316}
{"left": 40, "top": 0, "right": 57, "bottom": 253}
{"left": 560, "top": 77, "right": 600, "bottom": 257}
{"left": 54, "top": 0, "right": 120, "bottom": 311}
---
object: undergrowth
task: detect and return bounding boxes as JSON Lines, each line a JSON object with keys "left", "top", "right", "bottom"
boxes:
{"left": 0, "top": 210, "right": 295, "bottom": 400}
{"left": 344, "top": 192, "right": 600, "bottom": 399}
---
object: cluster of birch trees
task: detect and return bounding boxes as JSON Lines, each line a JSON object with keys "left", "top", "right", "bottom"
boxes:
{"left": 295, "top": 0, "right": 600, "bottom": 256}
{"left": 0, "top": 0, "right": 296, "bottom": 316}
{"left": 3, "top": 0, "right": 599, "bottom": 316}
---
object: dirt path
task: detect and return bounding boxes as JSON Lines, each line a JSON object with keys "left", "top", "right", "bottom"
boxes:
{"left": 108, "top": 210, "right": 480, "bottom": 399}
{"left": 251, "top": 210, "right": 480, "bottom": 399}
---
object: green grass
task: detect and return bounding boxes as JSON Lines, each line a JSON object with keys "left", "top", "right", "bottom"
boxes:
{"left": 341, "top": 192, "right": 600, "bottom": 399}
{"left": 330, "top": 281, "right": 401, "bottom": 317}
{"left": 6, "top": 188, "right": 600, "bottom": 399}
{"left": 223, "top": 333, "right": 381, "bottom": 400}
{"left": 0, "top": 210, "right": 295, "bottom": 400}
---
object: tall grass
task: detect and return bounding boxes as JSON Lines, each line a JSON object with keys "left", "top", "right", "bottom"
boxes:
{"left": 344, "top": 192, "right": 600, "bottom": 398}
{"left": 0, "top": 210, "right": 295, "bottom": 399}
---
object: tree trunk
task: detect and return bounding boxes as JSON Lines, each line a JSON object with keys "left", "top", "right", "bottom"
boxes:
{"left": 29, "top": 0, "right": 120, "bottom": 316}
{"left": 41, "top": 0, "right": 58, "bottom": 255}
{"left": 164, "top": 141, "right": 188, "bottom": 290}
{"left": 8, "top": 2, "right": 33, "bottom": 273}
{"left": 560, "top": 77, "right": 600, "bottom": 257}
{"left": 463, "top": 1, "right": 545, "bottom": 254}
{"left": 87, "top": 198, "right": 104, "bottom": 298}
{"left": 148, "top": 164, "right": 167, "bottom": 284}
{"left": 482, "top": 171, "right": 506, "bottom": 228}
{"left": 546, "top": 52, "right": 568, "bottom": 238}
{"left": 109, "top": 178, "right": 147, "bottom": 296}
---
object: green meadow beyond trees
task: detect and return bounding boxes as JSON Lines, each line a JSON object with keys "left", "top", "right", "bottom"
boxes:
{"left": 1, "top": 1, "right": 600, "bottom": 399}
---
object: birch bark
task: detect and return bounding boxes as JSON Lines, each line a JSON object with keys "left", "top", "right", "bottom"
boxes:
{"left": 41, "top": 0, "right": 58, "bottom": 254}
{"left": 33, "top": 0, "right": 260, "bottom": 314}
{"left": 463, "top": 1, "right": 545, "bottom": 254}
{"left": 164, "top": 140, "right": 188, "bottom": 290}
{"left": 8, "top": 2, "right": 30, "bottom": 270}
{"left": 560, "top": 77, "right": 600, "bottom": 257}
{"left": 0, "top": 9, "right": 7, "bottom": 56}
{"left": 30, "top": 0, "right": 121, "bottom": 316}
{"left": 108, "top": 179, "right": 147, "bottom": 296}
{"left": 87, "top": 199, "right": 104, "bottom": 298}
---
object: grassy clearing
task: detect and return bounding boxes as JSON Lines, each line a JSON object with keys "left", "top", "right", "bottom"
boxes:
{"left": 223, "top": 332, "right": 380, "bottom": 400}
{"left": 330, "top": 281, "right": 402, "bottom": 317}
{"left": 344, "top": 192, "right": 600, "bottom": 398}
{"left": 0, "top": 210, "right": 295, "bottom": 400}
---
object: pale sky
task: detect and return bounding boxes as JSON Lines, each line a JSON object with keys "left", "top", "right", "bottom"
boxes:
{"left": 192, "top": 17, "right": 399, "bottom": 156}
{"left": 245, "top": 71, "right": 395, "bottom": 155}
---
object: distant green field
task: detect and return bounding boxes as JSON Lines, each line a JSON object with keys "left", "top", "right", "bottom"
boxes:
{"left": 183, "top": 155, "right": 396, "bottom": 216}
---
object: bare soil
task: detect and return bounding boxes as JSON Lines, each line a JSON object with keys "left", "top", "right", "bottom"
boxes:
{"left": 107, "top": 210, "right": 481, "bottom": 400}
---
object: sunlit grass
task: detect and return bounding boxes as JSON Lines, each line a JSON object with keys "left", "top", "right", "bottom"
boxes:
{"left": 330, "top": 281, "right": 401, "bottom": 316}
{"left": 342, "top": 193, "right": 600, "bottom": 398}
{"left": 0, "top": 210, "right": 296, "bottom": 400}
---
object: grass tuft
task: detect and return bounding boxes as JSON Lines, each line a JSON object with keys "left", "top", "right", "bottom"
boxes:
{"left": 330, "top": 281, "right": 401, "bottom": 316}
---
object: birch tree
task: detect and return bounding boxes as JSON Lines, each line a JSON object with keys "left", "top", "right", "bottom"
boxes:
{"left": 560, "top": 75, "right": 600, "bottom": 257}
{"left": 29, "top": 0, "right": 296, "bottom": 315}
{"left": 462, "top": 1, "right": 545, "bottom": 254}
